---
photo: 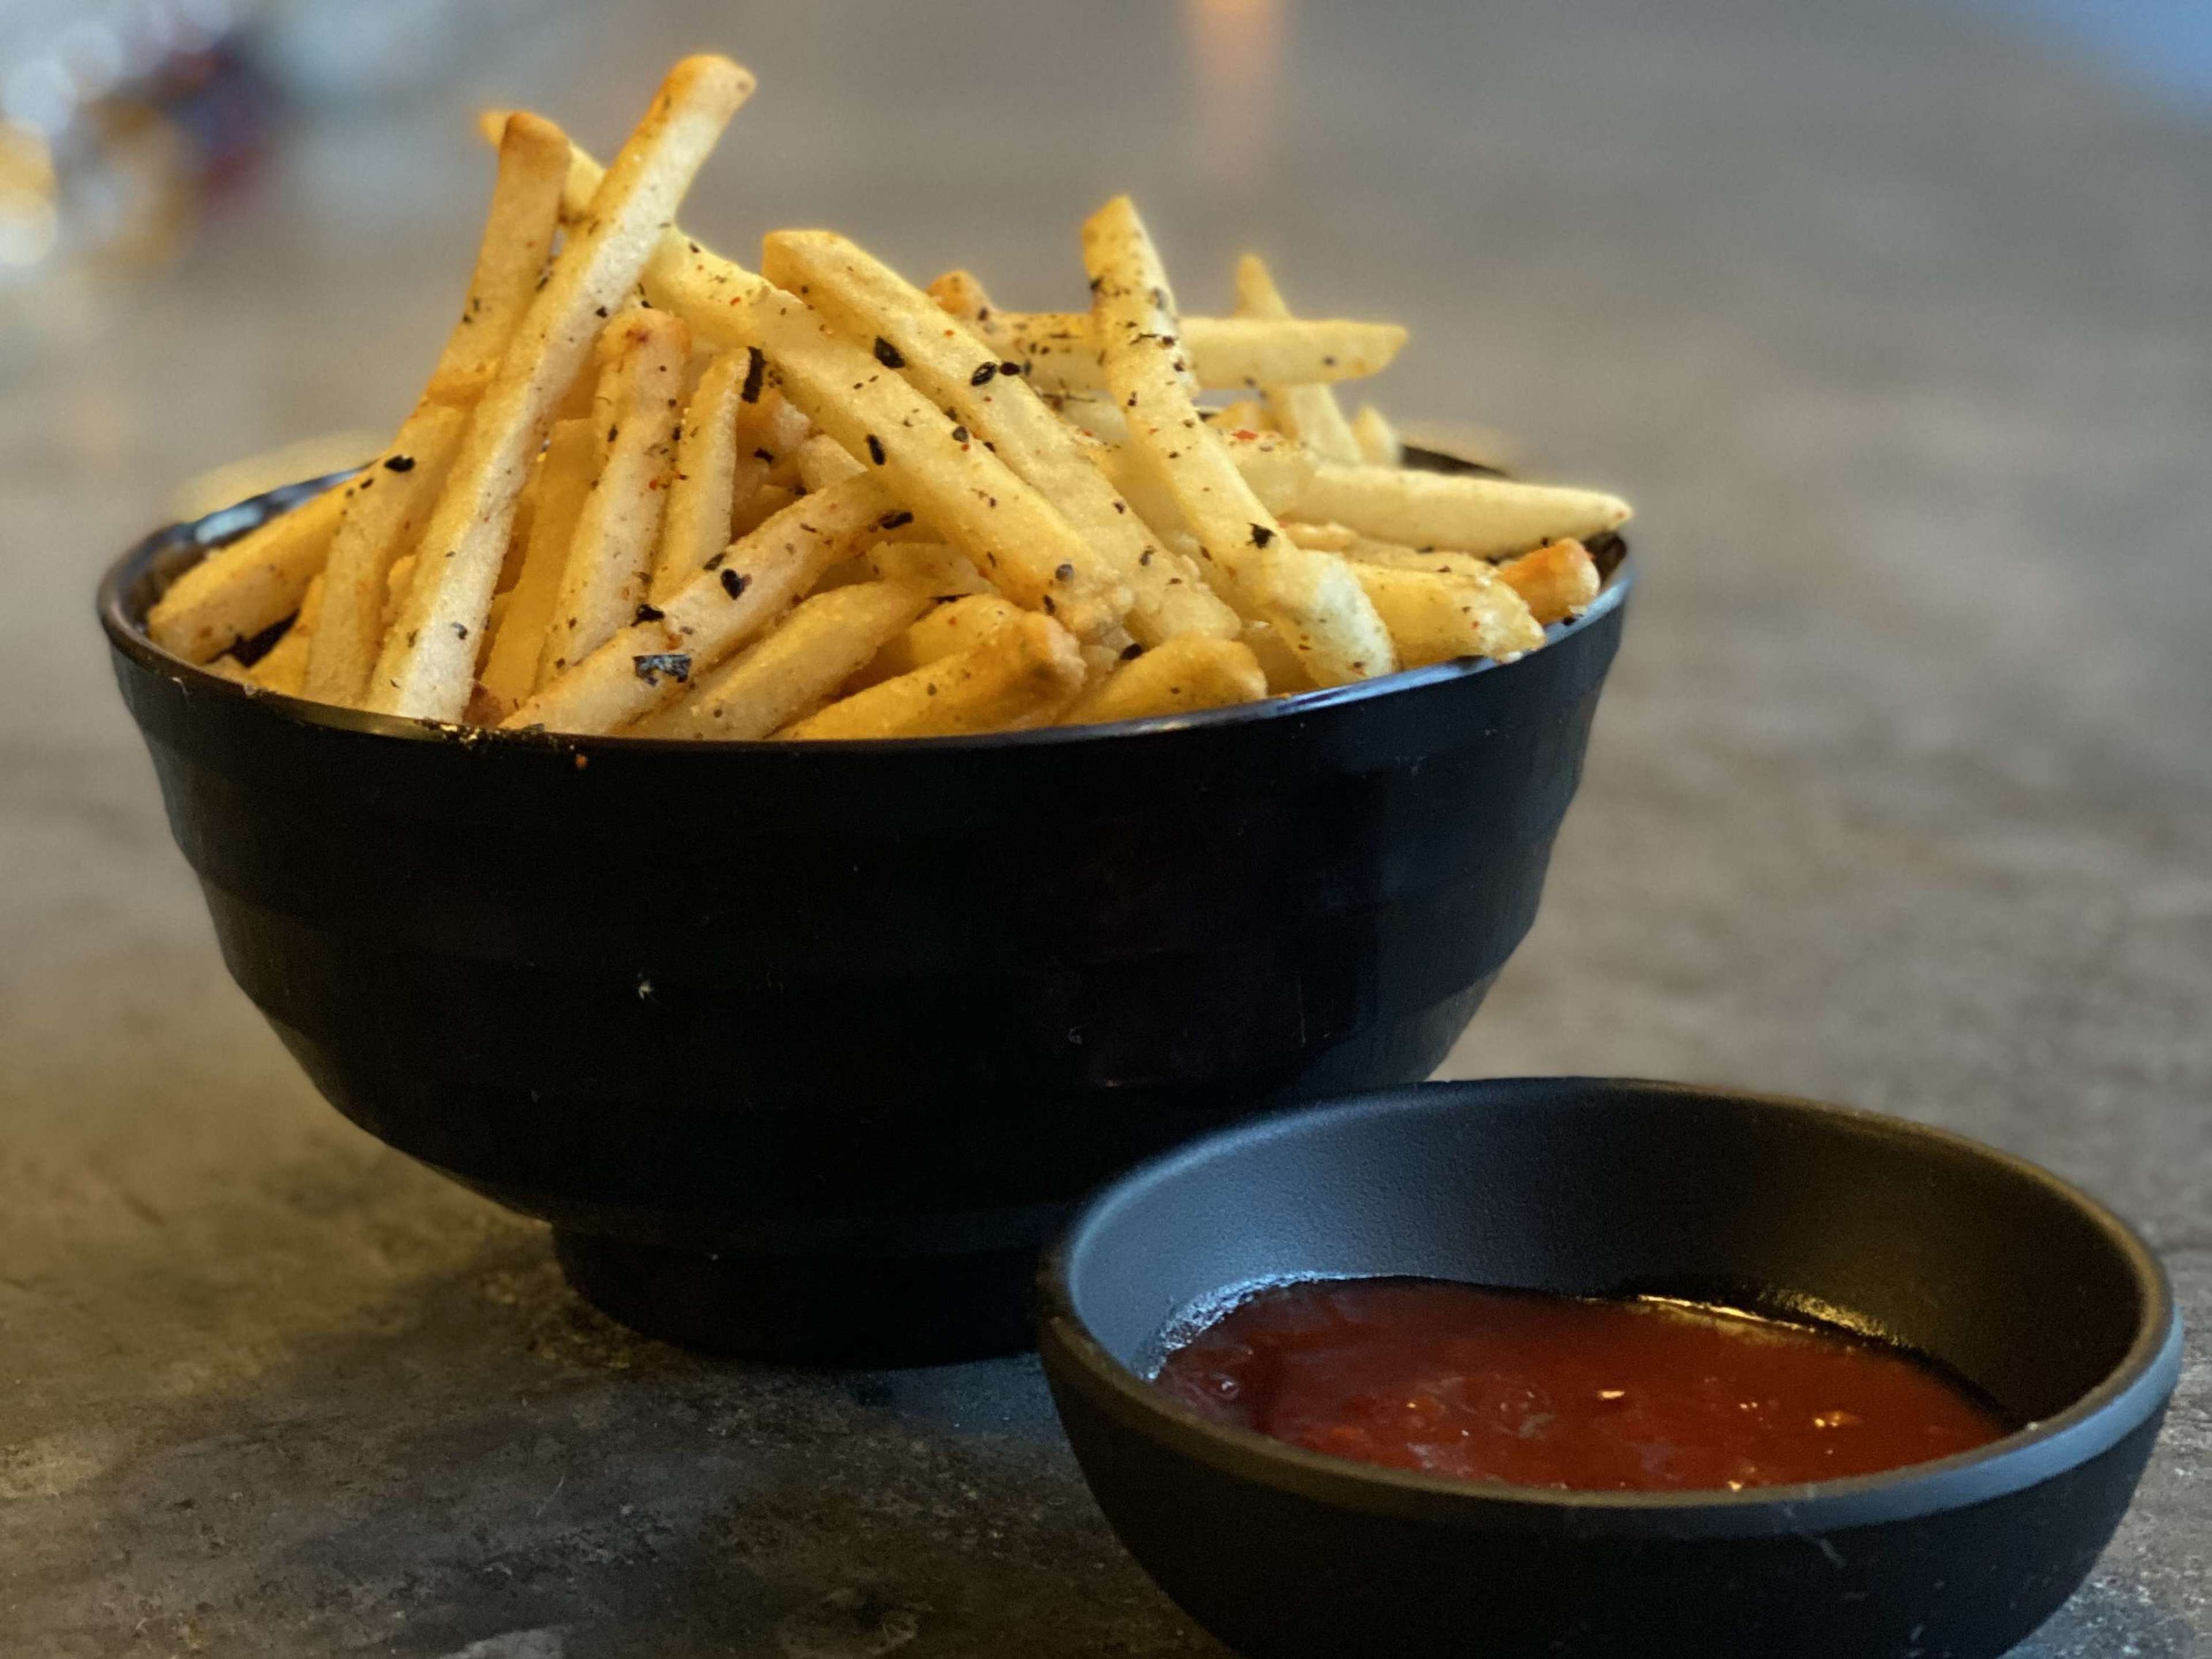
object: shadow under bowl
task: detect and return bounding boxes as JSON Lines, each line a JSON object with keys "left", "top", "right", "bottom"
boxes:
{"left": 1039, "top": 1078, "right": 2182, "bottom": 1659}
{"left": 99, "top": 460, "right": 1629, "bottom": 1364}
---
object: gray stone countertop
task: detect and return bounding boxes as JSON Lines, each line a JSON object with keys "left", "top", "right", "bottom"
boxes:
{"left": 2, "top": 1, "right": 2205, "bottom": 1653}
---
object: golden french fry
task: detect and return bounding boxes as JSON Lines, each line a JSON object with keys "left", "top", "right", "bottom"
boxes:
{"left": 861, "top": 592, "right": 1025, "bottom": 684}
{"left": 986, "top": 310, "right": 1407, "bottom": 397}
{"left": 382, "top": 552, "right": 416, "bottom": 636}
{"left": 479, "top": 416, "right": 598, "bottom": 705}
{"left": 536, "top": 308, "right": 691, "bottom": 682}
{"left": 1213, "top": 397, "right": 1273, "bottom": 434}
{"left": 1240, "top": 619, "right": 1311, "bottom": 694}
{"left": 1233, "top": 255, "right": 1363, "bottom": 465}
{"left": 1324, "top": 537, "right": 1495, "bottom": 584}
{"left": 925, "top": 267, "right": 997, "bottom": 327}
{"left": 1044, "top": 393, "right": 1128, "bottom": 444}
{"left": 650, "top": 260, "right": 1132, "bottom": 643}
{"left": 779, "top": 611, "right": 1084, "bottom": 740}
{"left": 1351, "top": 403, "right": 1401, "bottom": 467}
{"left": 1083, "top": 195, "right": 1395, "bottom": 687}
{"left": 1062, "top": 635, "right": 1266, "bottom": 725}
{"left": 147, "top": 484, "right": 349, "bottom": 663}
{"left": 202, "top": 654, "right": 255, "bottom": 685}
{"left": 1350, "top": 563, "right": 1544, "bottom": 666}
{"left": 794, "top": 431, "right": 865, "bottom": 491}
{"left": 247, "top": 573, "right": 327, "bottom": 695}
{"left": 423, "top": 112, "right": 570, "bottom": 408}
{"left": 1089, "top": 426, "right": 1315, "bottom": 536}
{"left": 762, "top": 230, "right": 1236, "bottom": 646}
{"left": 372, "top": 55, "right": 752, "bottom": 721}
{"left": 652, "top": 348, "right": 769, "bottom": 601}
{"left": 1292, "top": 462, "right": 1631, "bottom": 559}
{"left": 869, "top": 540, "right": 996, "bottom": 597}
{"left": 1496, "top": 538, "right": 1601, "bottom": 624}
{"left": 302, "top": 403, "right": 468, "bottom": 706}
{"left": 637, "top": 579, "right": 935, "bottom": 740}
{"left": 732, "top": 482, "right": 799, "bottom": 537}
{"left": 1278, "top": 519, "right": 1358, "bottom": 552}
{"left": 503, "top": 473, "right": 889, "bottom": 734}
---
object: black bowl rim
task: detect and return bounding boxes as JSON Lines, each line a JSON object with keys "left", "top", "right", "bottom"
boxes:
{"left": 1036, "top": 1078, "right": 2184, "bottom": 1540}
{"left": 96, "top": 464, "right": 1633, "bottom": 754}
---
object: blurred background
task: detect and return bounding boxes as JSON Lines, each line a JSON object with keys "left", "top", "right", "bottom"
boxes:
{"left": 6, "top": 4, "right": 2210, "bottom": 1653}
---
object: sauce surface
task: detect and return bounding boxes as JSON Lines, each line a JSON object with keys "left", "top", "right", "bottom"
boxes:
{"left": 1153, "top": 1278, "right": 2006, "bottom": 1491}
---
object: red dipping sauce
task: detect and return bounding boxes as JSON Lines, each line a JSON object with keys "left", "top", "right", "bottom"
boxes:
{"left": 1153, "top": 1278, "right": 2007, "bottom": 1492}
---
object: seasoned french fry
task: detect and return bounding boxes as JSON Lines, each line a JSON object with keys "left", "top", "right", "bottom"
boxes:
{"left": 382, "top": 552, "right": 416, "bottom": 637}
{"left": 503, "top": 474, "right": 889, "bottom": 734}
{"left": 794, "top": 431, "right": 866, "bottom": 491}
{"left": 1351, "top": 403, "right": 1401, "bottom": 467}
{"left": 1212, "top": 397, "right": 1273, "bottom": 434}
{"left": 202, "top": 654, "right": 255, "bottom": 686}
{"left": 1045, "top": 393, "right": 1129, "bottom": 445}
{"left": 479, "top": 416, "right": 597, "bottom": 705}
{"left": 652, "top": 347, "right": 767, "bottom": 601}
{"left": 732, "top": 482, "right": 799, "bottom": 537}
{"left": 147, "top": 484, "right": 349, "bottom": 663}
{"left": 646, "top": 253, "right": 1132, "bottom": 642}
{"left": 1324, "top": 537, "right": 1495, "bottom": 583}
{"left": 302, "top": 403, "right": 468, "bottom": 706}
{"left": 924, "top": 267, "right": 998, "bottom": 328}
{"left": 1278, "top": 519, "right": 1358, "bottom": 553}
{"left": 1083, "top": 195, "right": 1395, "bottom": 687}
{"left": 869, "top": 540, "right": 995, "bottom": 597}
{"left": 762, "top": 230, "right": 1236, "bottom": 645}
{"left": 1062, "top": 635, "right": 1266, "bottom": 725}
{"left": 247, "top": 573, "right": 326, "bottom": 695}
{"left": 1350, "top": 563, "right": 1544, "bottom": 666}
{"left": 536, "top": 307, "right": 691, "bottom": 682}
{"left": 969, "top": 310, "right": 1407, "bottom": 397}
{"left": 1292, "top": 462, "right": 1631, "bottom": 559}
{"left": 637, "top": 579, "right": 934, "bottom": 741}
{"left": 1233, "top": 255, "right": 1362, "bottom": 465}
{"left": 779, "top": 611, "right": 1084, "bottom": 740}
{"left": 372, "top": 55, "right": 752, "bottom": 720}
{"left": 863, "top": 592, "right": 1024, "bottom": 683}
{"left": 1240, "top": 619, "right": 1311, "bottom": 694}
{"left": 1089, "top": 427, "right": 1315, "bottom": 536}
{"left": 1496, "top": 538, "right": 1601, "bottom": 624}
{"left": 423, "top": 112, "right": 570, "bottom": 408}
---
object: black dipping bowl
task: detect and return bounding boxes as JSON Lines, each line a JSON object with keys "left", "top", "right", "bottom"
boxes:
{"left": 99, "top": 457, "right": 1627, "bottom": 1365}
{"left": 1039, "top": 1079, "right": 2182, "bottom": 1659}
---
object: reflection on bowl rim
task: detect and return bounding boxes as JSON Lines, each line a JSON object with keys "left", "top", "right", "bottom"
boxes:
{"left": 1037, "top": 1083, "right": 2183, "bottom": 1537}
{"left": 98, "top": 468, "right": 1635, "bottom": 753}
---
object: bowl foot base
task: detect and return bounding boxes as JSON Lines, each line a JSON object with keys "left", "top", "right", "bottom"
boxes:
{"left": 552, "top": 1229, "right": 1041, "bottom": 1366}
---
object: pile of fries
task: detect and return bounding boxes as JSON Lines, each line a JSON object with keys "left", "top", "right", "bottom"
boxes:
{"left": 149, "top": 55, "right": 1631, "bottom": 741}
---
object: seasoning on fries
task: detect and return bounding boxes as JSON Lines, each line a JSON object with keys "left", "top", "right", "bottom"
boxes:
{"left": 156, "top": 52, "right": 1630, "bottom": 739}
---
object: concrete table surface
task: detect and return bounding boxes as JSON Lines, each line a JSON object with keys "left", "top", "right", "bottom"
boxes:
{"left": 3, "top": 1, "right": 2206, "bottom": 1653}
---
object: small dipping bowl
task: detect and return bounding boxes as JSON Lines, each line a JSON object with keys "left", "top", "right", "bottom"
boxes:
{"left": 1037, "top": 1078, "right": 2181, "bottom": 1659}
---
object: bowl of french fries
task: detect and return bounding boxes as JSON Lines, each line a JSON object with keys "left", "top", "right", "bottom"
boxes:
{"left": 100, "top": 55, "right": 1634, "bottom": 1363}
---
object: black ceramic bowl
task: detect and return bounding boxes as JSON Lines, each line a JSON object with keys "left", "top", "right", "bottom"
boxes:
{"left": 99, "top": 457, "right": 1628, "bottom": 1365}
{"left": 1038, "top": 1078, "right": 2182, "bottom": 1659}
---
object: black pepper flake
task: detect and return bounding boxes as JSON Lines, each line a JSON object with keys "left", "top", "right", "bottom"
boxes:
{"left": 1112, "top": 501, "right": 1127, "bottom": 514}
{"left": 634, "top": 603, "right": 665, "bottom": 624}
{"left": 632, "top": 652, "right": 691, "bottom": 685}
{"left": 453, "top": 623, "right": 468, "bottom": 640}
{"left": 1120, "top": 642, "right": 1144, "bottom": 661}
{"left": 879, "top": 510, "right": 915, "bottom": 530}
{"left": 1041, "top": 595, "right": 1056, "bottom": 614}
{"left": 594, "top": 305, "right": 609, "bottom": 318}
{"left": 969, "top": 361, "right": 998, "bottom": 386}
{"left": 950, "top": 425, "right": 969, "bottom": 445}
{"left": 704, "top": 551, "right": 727, "bottom": 571}
{"left": 607, "top": 425, "right": 620, "bottom": 444}
{"left": 1323, "top": 354, "right": 1338, "bottom": 367}
{"left": 740, "top": 346, "right": 766, "bottom": 403}
{"left": 1139, "top": 550, "right": 1154, "bottom": 566}
{"left": 720, "top": 568, "right": 749, "bottom": 599}
{"left": 384, "top": 454, "right": 416, "bottom": 473}
{"left": 753, "top": 447, "right": 775, "bottom": 463}
{"left": 873, "top": 336, "right": 906, "bottom": 369}
{"left": 1055, "top": 562, "right": 1075, "bottom": 581}
{"left": 1000, "top": 360, "right": 1023, "bottom": 376}
{"left": 865, "top": 434, "right": 887, "bottom": 465}
{"left": 1251, "top": 524, "right": 1275, "bottom": 547}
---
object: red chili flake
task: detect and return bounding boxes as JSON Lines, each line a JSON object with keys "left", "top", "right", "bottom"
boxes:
{"left": 1233, "top": 429, "right": 1260, "bottom": 441}
{"left": 384, "top": 454, "right": 416, "bottom": 474}
{"left": 970, "top": 361, "right": 998, "bottom": 386}
{"left": 866, "top": 434, "right": 887, "bottom": 465}
{"left": 740, "top": 346, "right": 766, "bottom": 403}
{"left": 720, "top": 569, "right": 749, "bottom": 599}
{"left": 873, "top": 336, "right": 906, "bottom": 369}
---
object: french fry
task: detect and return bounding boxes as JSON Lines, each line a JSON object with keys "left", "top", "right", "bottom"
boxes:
{"left": 636, "top": 579, "right": 934, "bottom": 740}
{"left": 1089, "top": 426, "right": 1315, "bottom": 536}
{"left": 1083, "top": 195, "right": 1395, "bottom": 687}
{"left": 779, "top": 611, "right": 1084, "bottom": 740}
{"left": 869, "top": 540, "right": 995, "bottom": 597}
{"left": 762, "top": 229, "right": 1237, "bottom": 645}
{"left": 422, "top": 112, "right": 570, "bottom": 408}
{"left": 1324, "top": 537, "right": 1495, "bottom": 584}
{"left": 536, "top": 307, "right": 691, "bottom": 682}
{"left": 1351, "top": 403, "right": 1402, "bottom": 467}
{"left": 863, "top": 592, "right": 1024, "bottom": 683}
{"left": 202, "top": 654, "right": 255, "bottom": 686}
{"left": 1213, "top": 397, "right": 1273, "bottom": 434}
{"left": 1278, "top": 519, "right": 1358, "bottom": 553}
{"left": 503, "top": 473, "right": 889, "bottom": 734}
{"left": 924, "top": 267, "right": 998, "bottom": 329}
{"left": 671, "top": 273, "right": 1133, "bottom": 642}
{"left": 1496, "top": 538, "right": 1601, "bottom": 624}
{"left": 147, "top": 483, "right": 348, "bottom": 662}
{"left": 1292, "top": 462, "right": 1631, "bottom": 559}
{"left": 479, "top": 416, "right": 598, "bottom": 705}
{"left": 1045, "top": 393, "right": 1129, "bottom": 445}
{"left": 732, "top": 482, "right": 799, "bottom": 537}
{"left": 652, "top": 347, "right": 767, "bottom": 601}
{"left": 371, "top": 55, "right": 752, "bottom": 721}
{"left": 972, "top": 311, "right": 1408, "bottom": 397}
{"left": 1240, "top": 619, "right": 1311, "bottom": 694}
{"left": 382, "top": 552, "right": 416, "bottom": 636}
{"left": 1233, "top": 255, "right": 1362, "bottom": 465}
{"left": 302, "top": 403, "right": 468, "bottom": 706}
{"left": 1350, "top": 563, "right": 1545, "bottom": 666}
{"left": 1062, "top": 635, "right": 1266, "bottom": 725}
{"left": 794, "top": 431, "right": 866, "bottom": 491}
{"left": 247, "top": 573, "right": 326, "bottom": 695}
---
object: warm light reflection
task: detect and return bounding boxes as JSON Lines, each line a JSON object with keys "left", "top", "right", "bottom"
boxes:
{"left": 1184, "top": 0, "right": 1285, "bottom": 190}
{"left": 0, "top": 123, "right": 58, "bottom": 268}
